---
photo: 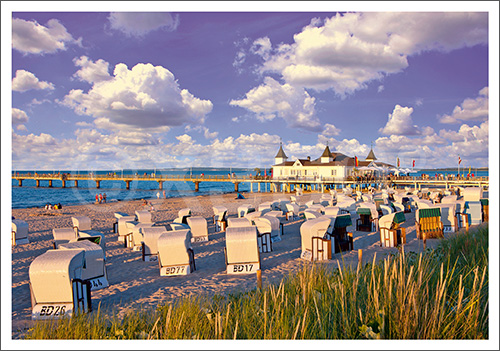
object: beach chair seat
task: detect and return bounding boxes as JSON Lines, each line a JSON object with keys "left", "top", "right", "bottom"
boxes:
{"left": 300, "top": 217, "right": 334, "bottom": 261}
{"left": 117, "top": 216, "right": 137, "bottom": 243}
{"left": 238, "top": 204, "right": 255, "bottom": 218}
{"left": 29, "top": 249, "right": 91, "bottom": 320}
{"left": 415, "top": 208, "right": 444, "bottom": 239}
{"left": 58, "top": 240, "right": 108, "bottom": 290}
{"left": 285, "top": 203, "right": 300, "bottom": 220}
{"left": 175, "top": 208, "right": 191, "bottom": 224}
{"left": 135, "top": 210, "right": 153, "bottom": 223}
{"left": 328, "top": 214, "right": 354, "bottom": 254}
{"left": 52, "top": 227, "right": 78, "bottom": 249}
{"left": 213, "top": 206, "right": 228, "bottom": 231}
{"left": 157, "top": 229, "right": 195, "bottom": 276}
{"left": 356, "top": 204, "right": 379, "bottom": 232}
{"left": 304, "top": 209, "right": 322, "bottom": 220}
{"left": 224, "top": 226, "right": 260, "bottom": 274}
{"left": 186, "top": 216, "right": 209, "bottom": 242}
{"left": 227, "top": 217, "right": 253, "bottom": 227}
{"left": 379, "top": 211, "right": 406, "bottom": 247}
{"left": 12, "top": 219, "right": 29, "bottom": 245}
{"left": 141, "top": 226, "right": 168, "bottom": 262}
{"left": 113, "top": 212, "right": 129, "bottom": 233}
{"left": 72, "top": 215, "right": 92, "bottom": 234}
{"left": 480, "top": 199, "right": 488, "bottom": 222}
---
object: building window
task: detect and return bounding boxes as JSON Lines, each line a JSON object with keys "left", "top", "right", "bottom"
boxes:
{"left": 331, "top": 169, "right": 336, "bottom": 176}
{"left": 304, "top": 170, "right": 307, "bottom": 175}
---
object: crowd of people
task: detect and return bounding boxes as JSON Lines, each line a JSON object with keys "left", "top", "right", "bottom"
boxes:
{"left": 44, "top": 203, "right": 62, "bottom": 210}
{"left": 95, "top": 193, "right": 107, "bottom": 204}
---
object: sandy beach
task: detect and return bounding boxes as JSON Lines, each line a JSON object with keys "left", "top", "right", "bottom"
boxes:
{"left": 11, "top": 191, "right": 452, "bottom": 338}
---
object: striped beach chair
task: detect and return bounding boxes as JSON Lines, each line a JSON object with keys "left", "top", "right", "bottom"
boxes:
{"left": 415, "top": 208, "right": 444, "bottom": 239}
{"left": 379, "top": 211, "right": 406, "bottom": 247}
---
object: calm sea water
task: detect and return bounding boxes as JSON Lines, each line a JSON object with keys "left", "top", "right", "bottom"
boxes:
{"left": 11, "top": 168, "right": 488, "bottom": 209}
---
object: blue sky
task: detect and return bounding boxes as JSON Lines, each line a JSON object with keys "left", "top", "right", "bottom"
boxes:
{"left": 4, "top": 2, "right": 498, "bottom": 171}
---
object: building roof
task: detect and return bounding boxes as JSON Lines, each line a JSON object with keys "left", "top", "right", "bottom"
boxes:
{"left": 275, "top": 143, "right": 288, "bottom": 159}
{"left": 366, "top": 148, "right": 377, "bottom": 161}
{"left": 321, "top": 145, "right": 333, "bottom": 158}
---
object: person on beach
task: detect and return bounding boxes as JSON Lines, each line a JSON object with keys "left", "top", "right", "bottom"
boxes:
{"left": 98, "top": 193, "right": 103, "bottom": 204}
{"left": 156, "top": 192, "right": 160, "bottom": 199}
{"left": 103, "top": 193, "right": 107, "bottom": 203}
{"left": 163, "top": 190, "right": 166, "bottom": 198}
{"left": 95, "top": 194, "right": 99, "bottom": 204}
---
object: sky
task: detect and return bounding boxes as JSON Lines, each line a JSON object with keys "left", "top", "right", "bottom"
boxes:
{"left": 3, "top": 2, "right": 499, "bottom": 172}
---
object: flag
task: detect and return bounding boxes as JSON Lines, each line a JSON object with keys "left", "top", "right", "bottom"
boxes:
{"left": 355, "top": 156, "right": 358, "bottom": 167}
{"left": 469, "top": 166, "right": 471, "bottom": 174}
{"left": 458, "top": 156, "right": 462, "bottom": 165}
{"left": 412, "top": 160, "right": 415, "bottom": 167}
{"left": 397, "top": 157, "right": 400, "bottom": 167}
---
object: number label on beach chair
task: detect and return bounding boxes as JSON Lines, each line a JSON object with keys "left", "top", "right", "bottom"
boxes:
{"left": 88, "top": 276, "right": 108, "bottom": 290}
{"left": 228, "top": 263, "right": 259, "bottom": 274}
{"left": 33, "top": 303, "right": 72, "bottom": 320}
{"left": 192, "top": 236, "right": 208, "bottom": 243}
{"left": 300, "top": 250, "right": 313, "bottom": 261}
{"left": 160, "top": 265, "right": 190, "bottom": 276}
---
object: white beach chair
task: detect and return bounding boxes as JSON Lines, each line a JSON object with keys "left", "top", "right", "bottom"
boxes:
{"left": 127, "top": 222, "right": 155, "bottom": 250}
{"left": 379, "top": 204, "right": 393, "bottom": 216}
{"left": 58, "top": 240, "right": 109, "bottom": 290}
{"left": 12, "top": 219, "right": 29, "bottom": 246}
{"left": 225, "top": 226, "right": 260, "bottom": 274}
{"left": 227, "top": 217, "right": 253, "bottom": 227}
{"left": 258, "top": 202, "right": 273, "bottom": 212}
{"left": 238, "top": 204, "right": 255, "bottom": 218}
{"left": 279, "top": 199, "right": 291, "bottom": 213}
{"left": 304, "top": 209, "right": 323, "bottom": 220}
{"left": 462, "top": 187, "right": 483, "bottom": 202}
{"left": 141, "top": 226, "right": 168, "bottom": 262}
{"left": 78, "top": 230, "right": 106, "bottom": 256}
{"left": 245, "top": 210, "right": 265, "bottom": 221}
{"left": 167, "top": 222, "right": 190, "bottom": 231}
{"left": 72, "top": 216, "right": 92, "bottom": 234}
{"left": 52, "top": 227, "right": 78, "bottom": 249}
{"left": 117, "top": 215, "right": 137, "bottom": 243}
{"left": 362, "top": 194, "right": 373, "bottom": 203}
{"left": 250, "top": 218, "right": 273, "bottom": 253}
{"left": 356, "top": 203, "right": 379, "bottom": 231}
{"left": 255, "top": 215, "right": 282, "bottom": 243}
{"left": 213, "top": 206, "right": 228, "bottom": 232}
{"left": 187, "top": 216, "right": 209, "bottom": 242}
{"left": 441, "top": 195, "right": 458, "bottom": 203}
{"left": 29, "top": 249, "right": 91, "bottom": 320}
{"left": 285, "top": 203, "right": 300, "bottom": 220}
{"left": 464, "top": 202, "right": 482, "bottom": 226}
{"left": 305, "top": 200, "right": 315, "bottom": 208}
{"left": 378, "top": 211, "right": 406, "bottom": 247}
{"left": 324, "top": 206, "right": 340, "bottom": 217}
{"left": 300, "top": 217, "right": 334, "bottom": 261}
{"left": 434, "top": 203, "right": 459, "bottom": 232}
{"left": 135, "top": 210, "right": 153, "bottom": 223}
{"left": 174, "top": 208, "right": 192, "bottom": 224}
{"left": 157, "top": 229, "right": 195, "bottom": 276}
{"left": 113, "top": 212, "right": 129, "bottom": 233}
{"left": 391, "top": 202, "right": 405, "bottom": 213}
{"left": 416, "top": 199, "right": 434, "bottom": 209}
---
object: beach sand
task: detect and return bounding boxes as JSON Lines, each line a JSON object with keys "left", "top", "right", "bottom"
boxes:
{"left": 11, "top": 191, "right": 451, "bottom": 339}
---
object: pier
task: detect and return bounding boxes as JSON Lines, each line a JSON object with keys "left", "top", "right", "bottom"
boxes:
{"left": 11, "top": 173, "right": 489, "bottom": 193}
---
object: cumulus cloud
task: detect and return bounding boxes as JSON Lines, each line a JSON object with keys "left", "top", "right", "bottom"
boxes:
{"left": 12, "top": 18, "right": 81, "bottom": 55}
{"left": 253, "top": 12, "right": 487, "bottom": 96}
{"left": 108, "top": 12, "right": 179, "bottom": 37}
{"left": 251, "top": 37, "right": 272, "bottom": 60}
{"left": 439, "top": 87, "right": 488, "bottom": 124}
{"left": 73, "top": 56, "right": 112, "bottom": 83}
{"left": 322, "top": 123, "right": 341, "bottom": 136}
{"left": 12, "top": 108, "right": 29, "bottom": 130}
{"left": 62, "top": 61, "right": 213, "bottom": 131}
{"left": 12, "top": 69, "right": 54, "bottom": 92}
{"left": 379, "top": 105, "right": 420, "bottom": 135}
{"left": 230, "top": 77, "right": 321, "bottom": 131}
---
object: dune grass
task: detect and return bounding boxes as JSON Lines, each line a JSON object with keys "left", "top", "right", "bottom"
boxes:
{"left": 23, "top": 224, "right": 488, "bottom": 340}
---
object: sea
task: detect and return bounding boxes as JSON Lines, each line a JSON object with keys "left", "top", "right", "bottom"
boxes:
{"left": 10, "top": 168, "right": 489, "bottom": 209}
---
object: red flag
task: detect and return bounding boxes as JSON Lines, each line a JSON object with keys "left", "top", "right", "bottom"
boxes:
{"left": 397, "top": 157, "right": 400, "bottom": 167}
{"left": 355, "top": 156, "right": 358, "bottom": 167}
{"left": 458, "top": 156, "right": 462, "bottom": 165}
{"left": 412, "top": 160, "right": 415, "bottom": 167}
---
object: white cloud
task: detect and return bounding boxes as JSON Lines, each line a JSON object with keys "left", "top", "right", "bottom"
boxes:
{"left": 12, "top": 70, "right": 54, "bottom": 92}
{"left": 108, "top": 12, "right": 179, "bottom": 37}
{"left": 230, "top": 77, "right": 321, "bottom": 131}
{"left": 253, "top": 12, "right": 487, "bottom": 96}
{"left": 377, "top": 85, "right": 384, "bottom": 93}
{"left": 12, "top": 108, "right": 29, "bottom": 130}
{"left": 12, "top": 18, "right": 81, "bottom": 55}
{"left": 379, "top": 105, "right": 420, "bottom": 136}
{"left": 62, "top": 61, "right": 213, "bottom": 131}
{"left": 73, "top": 56, "right": 112, "bottom": 83}
{"left": 439, "top": 87, "right": 488, "bottom": 124}
{"left": 322, "top": 123, "right": 341, "bottom": 136}
{"left": 251, "top": 37, "right": 272, "bottom": 60}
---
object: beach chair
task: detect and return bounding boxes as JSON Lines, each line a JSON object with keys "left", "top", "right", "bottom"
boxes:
{"left": 379, "top": 204, "right": 393, "bottom": 216}
{"left": 174, "top": 208, "right": 191, "bottom": 225}
{"left": 304, "top": 209, "right": 322, "bottom": 220}
{"left": 279, "top": 199, "right": 292, "bottom": 213}
{"left": 167, "top": 222, "right": 190, "bottom": 231}
{"left": 285, "top": 203, "right": 300, "bottom": 220}
{"left": 29, "top": 249, "right": 91, "bottom": 320}
{"left": 227, "top": 217, "right": 253, "bottom": 227}
{"left": 300, "top": 217, "right": 334, "bottom": 261}
{"left": 391, "top": 202, "right": 405, "bottom": 213}
{"left": 464, "top": 201, "right": 482, "bottom": 226}
{"left": 305, "top": 200, "right": 315, "bottom": 208}
{"left": 141, "top": 226, "right": 168, "bottom": 262}
{"left": 462, "top": 187, "right": 483, "bottom": 202}
{"left": 308, "top": 204, "right": 325, "bottom": 214}
{"left": 255, "top": 215, "right": 282, "bottom": 243}
{"left": 78, "top": 230, "right": 106, "bottom": 255}
{"left": 127, "top": 222, "right": 155, "bottom": 250}
{"left": 52, "top": 227, "right": 78, "bottom": 249}
{"left": 72, "top": 216, "right": 92, "bottom": 234}
{"left": 434, "top": 203, "right": 459, "bottom": 232}
{"left": 328, "top": 214, "right": 354, "bottom": 254}
{"left": 135, "top": 210, "right": 153, "bottom": 223}
{"left": 258, "top": 202, "right": 273, "bottom": 212}
{"left": 342, "top": 187, "right": 353, "bottom": 196}
{"left": 379, "top": 211, "right": 406, "bottom": 247}
{"left": 238, "top": 204, "right": 255, "bottom": 218}
{"left": 481, "top": 199, "right": 489, "bottom": 222}
{"left": 324, "top": 206, "right": 340, "bottom": 217}
{"left": 117, "top": 215, "right": 137, "bottom": 243}
{"left": 416, "top": 199, "right": 434, "bottom": 209}
{"left": 113, "top": 212, "right": 129, "bottom": 233}
{"left": 213, "top": 206, "right": 228, "bottom": 231}
{"left": 251, "top": 217, "right": 273, "bottom": 253}
{"left": 224, "top": 226, "right": 260, "bottom": 274}
{"left": 455, "top": 200, "right": 469, "bottom": 230}
{"left": 12, "top": 219, "right": 29, "bottom": 245}
{"left": 361, "top": 194, "right": 373, "bottom": 203}
{"left": 157, "top": 229, "right": 195, "bottom": 276}
{"left": 187, "top": 216, "right": 209, "bottom": 242}
{"left": 245, "top": 210, "right": 265, "bottom": 221}
{"left": 266, "top": 210, "right": 286, "bottom": 224}
{"left": 441, "top": 195, "right": 458, "bottom": 204}
{"left": 356, "top": 203, "right": 379, "bottom": 232}
{"left": 58, "top": 240, "right": 109, "bottom": 290}
{"left": 415, "top": 208, "right": 444, "bottom": 239}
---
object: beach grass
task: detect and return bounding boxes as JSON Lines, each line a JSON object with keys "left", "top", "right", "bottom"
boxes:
{"left": 23, "top": 224, "right": 488, "bottom": 340}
